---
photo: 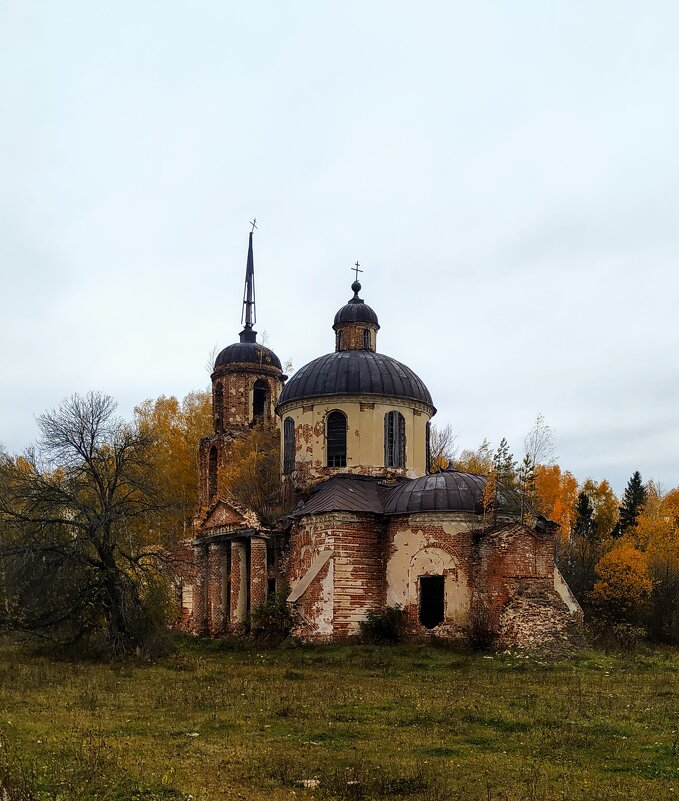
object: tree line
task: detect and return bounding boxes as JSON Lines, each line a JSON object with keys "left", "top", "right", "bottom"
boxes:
{"left": 432, "top": 416, "right": 679, "bottom": 645}
{"left": 1, "top": 392, "right": 677, "bottom": 655}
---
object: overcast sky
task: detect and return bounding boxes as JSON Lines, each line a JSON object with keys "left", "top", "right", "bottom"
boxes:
{"left": 1, "top": 1, "right": 678, "bottom": 495}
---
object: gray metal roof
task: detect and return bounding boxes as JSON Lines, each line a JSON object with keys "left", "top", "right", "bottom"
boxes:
{"left": 382, "top": 470, "right": 522, "bottom": 516}
{"left": 291, "top": 470, "right": 522, "bottom": 518}
{"left": 277, "top": 350, "right": 434, "bottom": 410}
{"left": 333, "top": 281, "right": 380, "bottom": 328}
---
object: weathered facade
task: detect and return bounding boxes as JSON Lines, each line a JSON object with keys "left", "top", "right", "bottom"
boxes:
{"left": 175, "top": 235, "right": 581, "bottom": 650}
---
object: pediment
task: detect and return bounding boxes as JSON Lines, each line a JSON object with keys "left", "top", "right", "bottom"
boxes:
{"left": 200, "top": 499, "right": 248, "bottom": 532}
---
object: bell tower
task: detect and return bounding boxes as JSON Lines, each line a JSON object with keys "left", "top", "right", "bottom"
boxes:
{"left": 197, "top": 230, "right": 285, "bottom": 511}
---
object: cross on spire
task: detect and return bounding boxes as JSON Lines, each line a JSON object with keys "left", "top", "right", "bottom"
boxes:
{"left": 249, "top": 218, "right": 258, "bottom": 232}
{"left": 352, "top": 261, "right": 363, "bottom": 282}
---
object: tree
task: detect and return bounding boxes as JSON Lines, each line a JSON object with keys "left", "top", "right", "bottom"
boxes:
{"left": 580, "top": 478, "right": 618, "bottom": 539}
{"left": 534, "top": 465, "right": 578, "bottom": 536}
{"left": 223, "top": 425, "right": 291, "bottom": 525}
{"left": 493, "top": 437, "right": 517, "bottom": 490}
{"left": 524, "top": 413, "right": 556, "bottom": 468}
{"left": 453, "top": 438, "right": 493, "bottom": 475}
{"left": 0, "top": 393, "right": 171, "bottom": 656}
{"left": 558, "top": 491, "right": 602, "bottom": 600}
{"left": 134, "top": 390, "right": 211, "bottom": 543}
{"left": 614, "top": 471, "right": 647, "bottom": 537}
{"left": 589, "top": 541, "right": 652, "bottom": 627}
{"left": 428, "top": 423, "right": 457, "bottom": 472}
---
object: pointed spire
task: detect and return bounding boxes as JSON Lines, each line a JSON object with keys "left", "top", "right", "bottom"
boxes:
{"left": 239, "top": 231, "right": 257, "bottom": 343}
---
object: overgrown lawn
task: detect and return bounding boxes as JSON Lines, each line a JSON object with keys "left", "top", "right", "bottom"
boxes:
{"left": 0, "top": 637, "right": 677, "bottom": 800}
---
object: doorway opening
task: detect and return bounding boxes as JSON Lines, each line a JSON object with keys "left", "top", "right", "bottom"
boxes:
{"left": 419, "top": 575, "right": 445, "bottom": 629}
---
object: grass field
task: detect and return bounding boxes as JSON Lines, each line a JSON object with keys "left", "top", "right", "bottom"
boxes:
{"left": 0, "top": 637, "right": 677, "bottom": 801}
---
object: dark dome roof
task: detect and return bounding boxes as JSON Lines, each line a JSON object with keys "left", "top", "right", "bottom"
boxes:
{"left": 214, "top": 341, "right": 282, "bottom": 371}
{"left": 382, "top": 470, "right": 521, "bottom": 516}
{"left": 277, "top": 350, "right": 434, "bottom": 410}
{"left": 333, "top": 280, "right": 380, "bottom": 329}
{"left": 333, "top": 300, "right": 380, "bottom": 328}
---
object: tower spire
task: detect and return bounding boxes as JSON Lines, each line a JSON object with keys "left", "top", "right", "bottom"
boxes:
{"left": 240, "top": 229, "right": 257, "bottom": 342}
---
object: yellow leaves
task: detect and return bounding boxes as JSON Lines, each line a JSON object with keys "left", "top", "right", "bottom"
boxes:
{"left": 534, "top": 465, "right": 578, "bottom": 537}
{"left": 590, "top": 540, "right": 653, "bottom": 623}
{"left": 133, "top": 390, "right": 211, "bottom": 543}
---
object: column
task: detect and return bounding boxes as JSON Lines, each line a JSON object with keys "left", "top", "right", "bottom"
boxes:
{"left": 207, "top": 542, "right": 228, "bottom": 636}
{"left": 230, "top": 540, "right": 248, "bottom": 627}
{"left": 191, "top": 543, "right": 208, "bottom": 636}
{"left": 250, "top": 537, "right": 268, "bottom": 611}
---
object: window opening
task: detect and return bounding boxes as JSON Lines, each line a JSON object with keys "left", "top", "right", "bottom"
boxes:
{"left": 283, "top": 417, "right": 295, "bottom": 475}
{"left": 215, "top": 383, "right": 224, "bottom": 433}
{"left": 208, "top": 446, "right": 218, "bottom": 501}
{"left": 384, "top": 411, "right": 406, "bottom": 468}
{"left": 419, "top": 575, "right": 445, "bottom": 629}
{"left": 363, "top": 329, "right": 371, "bottom": 349}
{"left": 252, "top": 379, "right": 268, "bottom": 422}
{"left": 336, "top": 330, "right": 344, "bottom": 351}
{"left": 326, "top": 411, "right": 347, "bottom": 467}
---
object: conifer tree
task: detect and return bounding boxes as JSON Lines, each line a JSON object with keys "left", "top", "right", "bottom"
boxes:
{"left": 614, "top": 471, "right": 647, "bottom": 537}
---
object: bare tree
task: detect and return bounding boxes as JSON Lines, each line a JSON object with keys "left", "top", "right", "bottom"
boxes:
{"left": 429, "top": 423, "right": 458, "bottom": 471}
{"left": 0, "top": 392, "right": 171, "bottom": 656}
{"left": 524, "top": 413, "right": 556, "bottom": 467}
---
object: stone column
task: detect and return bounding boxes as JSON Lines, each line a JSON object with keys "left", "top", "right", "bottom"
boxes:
{"left": 192, "top": 543, "right": 208, "bottom": 636}
{"left": 207, "top": 542, "right": 228, "bottom": 636}
{"left": 250, "top": 537, "right": 268, "bottom": 611}
{"left": 230, "top": 540, "right": 248, "bottom": 627}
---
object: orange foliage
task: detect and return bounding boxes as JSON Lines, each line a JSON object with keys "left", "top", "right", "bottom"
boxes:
{"left": 534, "top": 465, "right": 578, "bottom": 537}
{"left": 590, "top": 541, "right": 652, "bottom": 624}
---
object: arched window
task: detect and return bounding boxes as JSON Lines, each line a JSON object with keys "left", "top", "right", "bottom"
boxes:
{"left": 384, "top": 411, "right": 406, "bottom": 468}
{"left": 326, "top": 411, "right": 347, "bottom": 467}
{"left": 336, "top": 330, "right": 344, "bottom": 351}
{"left": 214, "top": 383, "right": 224, "bottom": 433}
{"left": 426, "top": 421, "right": 431, "bottom": 473}
{"left": 208, "top": 446, "right": 218, "bottom": 501}
{"left": 283, "top": 417, "right": 295, "bottom": 475}
{"left": 252, "top": 379, "right": 268, "bottom": 423}
{"left": 363, "top": 329, "right": 371, "bottom": 349}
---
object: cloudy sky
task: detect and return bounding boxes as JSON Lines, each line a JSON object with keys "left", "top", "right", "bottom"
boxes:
{"left": 1, "top": 1, "right": 677, "bottom": 494}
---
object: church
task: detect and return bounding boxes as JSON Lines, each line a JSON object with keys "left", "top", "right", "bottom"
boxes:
{"left": 174, "top": 233, "right": 581, "bottom": 650}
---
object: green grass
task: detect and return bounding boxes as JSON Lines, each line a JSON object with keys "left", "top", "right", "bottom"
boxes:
{"left": 0, "top": 636, "right": 678, "bottom": 800}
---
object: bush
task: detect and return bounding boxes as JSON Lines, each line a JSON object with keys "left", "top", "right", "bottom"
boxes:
{"left": 468, "top": 596, "right": 498, "bottom": 651}
{"left": 358, "top": 606, "right": 406, "bottom": 644}
{"left": 249, "top": 591, "right": 296, "bottom": 643}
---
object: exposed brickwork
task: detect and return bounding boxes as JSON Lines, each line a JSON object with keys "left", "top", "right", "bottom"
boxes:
{"left": 250, "top": 537, "right": 268, "bottom": 610}
{"left": 207, "top": 542, "right": 227, "bottom": 635}
{"left": 230, "top": 540, "right": 247, "bottom": 628}
{"left": 191, "top": 544, "right": 208, "bottom": 636}
{"left": 334, "top": 322, "right": 378, "bottom": 352}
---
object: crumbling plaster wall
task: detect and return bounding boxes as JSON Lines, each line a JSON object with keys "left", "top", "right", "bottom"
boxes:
{"left": 386, "top": 513, "right": 477, "bottom": 635}
{"left": 289, "top": 512, "right": 385, "bottom": 640}
{"left": 277, "top": 394, "right": 432, "bottom": 492}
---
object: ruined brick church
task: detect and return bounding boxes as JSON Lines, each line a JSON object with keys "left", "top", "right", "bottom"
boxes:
{"left": 176, "top": 233, "right": 581, "bottom": 649}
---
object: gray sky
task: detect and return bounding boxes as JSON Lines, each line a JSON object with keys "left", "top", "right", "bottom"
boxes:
{"left": 1, "top": 1, "right": 678, "bottom": 495}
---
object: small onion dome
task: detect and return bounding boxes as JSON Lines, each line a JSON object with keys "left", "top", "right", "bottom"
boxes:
{"left": 214, "top": 328, "right": 282, "bottom": 371}
{"left": 276, "top": 350, "right": 434, "bottom": 411}
{"left": 383, "top": 469, "right": 521, "bottom": 516}
{"left": 333, "top": 281, "right": 380, "bottom": 329}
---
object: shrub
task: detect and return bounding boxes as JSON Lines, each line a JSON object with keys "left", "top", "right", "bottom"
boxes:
{"left": 468, "top": 595, "right": 498, "bottom": 651}
{"left": 249, "top": 591, "right": 296, "bottom": 643}
{"left": 358, "top": 606, "right": 406, "bottom": 644}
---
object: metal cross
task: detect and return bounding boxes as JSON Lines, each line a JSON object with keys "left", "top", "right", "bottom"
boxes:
{"left": 249, "top": 218, "right": 258, "bottom": 232}
{"left": 352, "top": 260, "right": 363, "bottom": 281}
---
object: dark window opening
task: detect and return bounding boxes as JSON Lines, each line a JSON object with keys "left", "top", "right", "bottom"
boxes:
{"left": 336, "top": 330, "right": 344, "bottom": 351}
{"left": 363, "top": 329, "right": 371, "bottom": 349}
{"left": 326, "top": 410, "right": 347, "bottom": 467}
{"left": 208, "top": 446, "right": 218, "bottom": 501}
{"left": 426, "top": 421, "right": 431, "bottom": 473}
{"left": 253, "top": 379, "right": 268, "bottom": 423}
{"left": 267, "top": 577, "right": 277, "bottom": 597}
{"left": 419, "top": 575, "right": 445, "bottom": 629}
{"left": 384, "top": 411, "right": 406, "bottom": 468}
{"left": 283, "top": 417, "right": 295, "bottom": 475}
{"left": 214, "top": 383, "right": 224, "bottom": 433}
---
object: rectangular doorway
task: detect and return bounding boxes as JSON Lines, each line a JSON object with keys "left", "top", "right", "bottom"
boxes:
{"left": 419, "top": 575, "right": 445, "bottom": 629}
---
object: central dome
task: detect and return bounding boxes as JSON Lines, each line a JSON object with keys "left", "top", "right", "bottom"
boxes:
{"left": 276, "top": 350, "right": 435, "bottom": 411}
